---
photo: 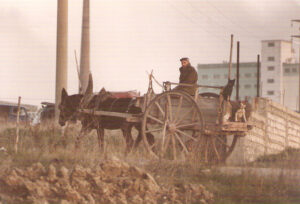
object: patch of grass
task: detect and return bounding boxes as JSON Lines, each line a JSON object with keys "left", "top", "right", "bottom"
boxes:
{"left": 204, "top": 171, "right": 300, "bottom": 203}
{"left": 249, "top": 147, "right": 300, "bottom": 169}
{"left": 143, "top": 160, "right": 300, "bottom": 204}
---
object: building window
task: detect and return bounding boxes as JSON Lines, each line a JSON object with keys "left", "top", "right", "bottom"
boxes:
{"left": 268, "top": 42, "right": 275, "bottom": 47}
{"left": 244, "top": 84, "right": 251, "bottom": 89}
{"left": 267, "top": 91, "right": 274, "bottom": 95}
{"left": 202, "top": 75, "right": 208, "bottom": 79}
{"left": 244, "top": 73, "right": 251, "bottom": 78}
{"left": 267, "top": 79, "right": 274, "bottom": 83}
{"left": 285, "top": 68, "right": 290, "bottom": 73}
{"left": 292, "top": 68, "right": 297, "bottom": 73}
{"left": 268, "top": 56, "right": 275, "bottom": 61}
{"left": 268, "top": 66, "right": 275, "bottom": 71}
{"left": 213, "top": 74, "right": 220, "bottom": 79}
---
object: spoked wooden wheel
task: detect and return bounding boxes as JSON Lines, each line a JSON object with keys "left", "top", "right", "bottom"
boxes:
{"left": 194, "top": 134, "right": 238, "bottom": 163}
{"left": 142, "top": 91, "right": 204, "bottom": 160}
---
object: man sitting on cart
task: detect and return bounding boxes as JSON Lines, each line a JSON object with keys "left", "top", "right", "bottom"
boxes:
{"left": 173, "top": 57, "right": 198, "bottom": 95}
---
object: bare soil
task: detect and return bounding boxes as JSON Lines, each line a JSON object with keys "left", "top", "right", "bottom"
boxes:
{"left": 0, "top": 157, "right": 213, "bottom": 204}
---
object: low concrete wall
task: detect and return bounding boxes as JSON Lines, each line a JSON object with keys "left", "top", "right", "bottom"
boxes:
{"left": 227, "top": 97, "right": 300, "bottom": 165}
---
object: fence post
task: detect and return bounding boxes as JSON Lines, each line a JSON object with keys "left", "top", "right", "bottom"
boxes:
{"left": 15, "top": 96, "right": 21, "bottom": 153}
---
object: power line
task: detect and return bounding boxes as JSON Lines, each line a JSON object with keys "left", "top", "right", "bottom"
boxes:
{"left": 203, "top": 0, "right": 263, "bottom": 40}
{"left": 165, "top": 0, "right": 229, "bottom": 44}
{"left": 184, "top": 0, "right": 235, "bottom": 35}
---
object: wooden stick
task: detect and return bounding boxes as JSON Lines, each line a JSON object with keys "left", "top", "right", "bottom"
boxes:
{"left": 236, "top": 41, "right": 240, "bottom": 100}
{"left": 168, "top": 82, "right": 223, "bottom": 89}
{"left": 228, "top": 34, "right": 234, "bottom": 80}
{"left": 15, "top": 96, "right": 21, "bottom": 153}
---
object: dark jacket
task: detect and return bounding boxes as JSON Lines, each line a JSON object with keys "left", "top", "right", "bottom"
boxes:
{"left": 174, "top": 65, "right": 198, "bottom": 95}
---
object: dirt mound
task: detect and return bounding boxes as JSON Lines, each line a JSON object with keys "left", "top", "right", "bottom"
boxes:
{"left": 0, "top": 157, "right": 213, "bottom": 203}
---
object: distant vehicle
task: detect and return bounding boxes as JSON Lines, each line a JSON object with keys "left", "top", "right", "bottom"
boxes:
{"left": 0, "top": 104, "right": 30, "bottom": 123}
{"left": 40, "top": 102, "right": 55, "bottom": 122}
{"left": 31, "top": 102, "right": 55, "bottom": 126}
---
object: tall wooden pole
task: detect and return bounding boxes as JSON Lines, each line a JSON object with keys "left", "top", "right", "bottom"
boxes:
{"left": 236, "top": 41, "right": 240, "bottom": 101}
{"left": 228, "top": 34, "right": 234, "bottom": 80}
{"left": 257, "top": 54, "right": 260, "bottom": 97}
{"left": 299, "top": 46, "right": 300, "bottom": 111}
{"left": 79, "top": 0, "right": 90, "bottom": 94}
{"left": 15, "top": 96, "right": 21, "bottom": 153}
{"left": 55, "top": 0, "right": 68, "bottom": 120}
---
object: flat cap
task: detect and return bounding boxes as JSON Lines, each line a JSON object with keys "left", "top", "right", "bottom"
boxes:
{"left": 180, "top": 57, "right": 189, "bottom": 61}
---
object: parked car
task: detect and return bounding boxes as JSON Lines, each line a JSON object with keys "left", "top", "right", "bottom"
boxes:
{"left": 31, "top": 102, "right": 55, "bottom": 126}
{"left": 0, "top": 104, "right": 30, "bottom": 123}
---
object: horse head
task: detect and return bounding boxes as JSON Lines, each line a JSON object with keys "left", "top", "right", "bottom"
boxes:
{"left": 58, "top": 88, "right": 83, "bottom": 126}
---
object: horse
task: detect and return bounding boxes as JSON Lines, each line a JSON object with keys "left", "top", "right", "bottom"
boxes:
{"left": 58, "top": 86, "right": 154, "bottom": 154}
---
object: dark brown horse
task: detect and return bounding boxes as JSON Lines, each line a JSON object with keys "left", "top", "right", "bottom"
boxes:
{"left": 58, "top": 87, "right": 154, "bottom": 153}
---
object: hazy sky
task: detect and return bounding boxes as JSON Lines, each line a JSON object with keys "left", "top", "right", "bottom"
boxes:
{"left": 0, "top": 0, "right": 300, "bottom": 106}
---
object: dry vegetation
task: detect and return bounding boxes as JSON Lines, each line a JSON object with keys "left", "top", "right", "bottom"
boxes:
{"left": 0, "top": 122, "right": 300, "bottom": 203}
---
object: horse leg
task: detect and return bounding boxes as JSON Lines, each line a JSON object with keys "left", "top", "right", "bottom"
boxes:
{"left": 121, "top": 123, "right": 134, "bottom": 155}
{"left": 134, "top": 131, "right": 142, "bottom": 149}
{"left": 96, "top": 126, "right": 105, "bottom": 152}
{"left": 146, "top": 133, "right": 155, "bottom": 147}
{"left": 75, "top": 126, "right": 90, "bottom": 151}
{"left": 134, "top": 124, "right": 155, "bottom": 149}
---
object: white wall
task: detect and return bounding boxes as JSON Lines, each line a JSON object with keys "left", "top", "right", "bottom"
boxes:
{"left": 227, "top": 97, "right": 300, "bottom": 165}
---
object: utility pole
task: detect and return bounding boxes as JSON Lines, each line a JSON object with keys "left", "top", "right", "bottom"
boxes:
{"left": 55, "top": 0, "right": 68, "bottom": 120}
{"left": 236, "top": 41, "right": 240, "bottom": 101}
{"left": 79, "top": 0, "right": 90, "bottom": 94}
{"left": 257, "top": 54, "right": 260, "bottom": 97}
{"left": 228, "top": 34, "right": 234, "bottom": 80}
{"left": 291, "top": 19, "right": 300, "bottom": 112}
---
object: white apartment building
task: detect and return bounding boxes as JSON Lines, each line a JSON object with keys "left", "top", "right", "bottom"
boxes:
{"left": 261, "top": 40, "right": 299, "bottom": 111}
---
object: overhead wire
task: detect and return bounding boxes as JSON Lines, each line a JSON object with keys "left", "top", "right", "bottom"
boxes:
{"left": 165, "top": 0, "right": 230, "bottom": 44}
{"left": 166, "top": 0, "right": 261, "bottom": 55}
{"left": 184, "top": 0, "right": 235, "bottom": 36}
{"left": 203, "top": 0, "right": 263, "bottom": 40}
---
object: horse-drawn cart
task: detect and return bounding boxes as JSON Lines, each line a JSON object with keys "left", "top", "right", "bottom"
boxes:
{"left": 79, "top": 79, "right": 252, "bottom": 163}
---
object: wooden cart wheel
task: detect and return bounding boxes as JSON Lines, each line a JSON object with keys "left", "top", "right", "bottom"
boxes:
{"left": 193, "top": 134, "right": 238, "bottom": 163}
{"left": 142, "top": 91, "right": 204, "bottom": 160}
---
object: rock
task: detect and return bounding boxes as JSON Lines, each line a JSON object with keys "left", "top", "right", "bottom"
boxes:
{"left": 47, "top": 164, "right": 57, "bottom": 182}
{"left": 71, "top": 165, "right": 88, "bottom": 179}
{"left": 100, "top": 156, "right": 130, "bottom": 177}
{"left": 23, "top": 163, "right": 45, "bottom": 181}
{"left": 58, "top": 166, "right": 69, "bottom": 180}
{"left": 64, "top": 188, "right": 82, "bottom": 201}
{"left": 202, "top": 189, "right": 214, "bottom": 201}
{"left": 3, "top": 170, "right": 24, "bottom": 187}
